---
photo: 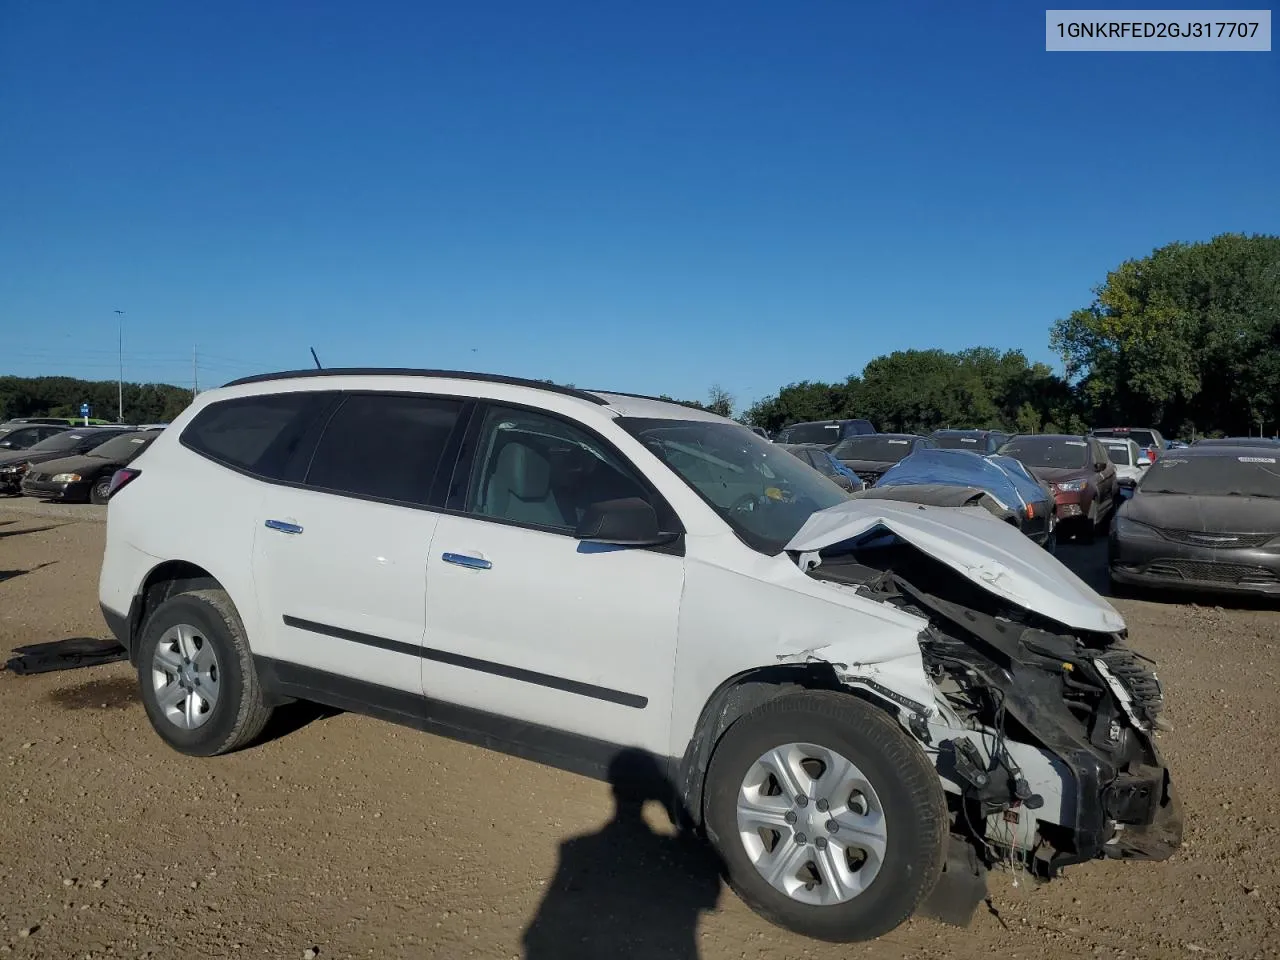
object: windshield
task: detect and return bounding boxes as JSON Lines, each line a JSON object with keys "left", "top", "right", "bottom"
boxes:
{"left": 932, "top": 433, "right": 986, "bottom": 450}
{"left": 1105, "top": 444, "right": 1132, "bottom": 466}
{"left": 617, "top": 417, "right": 848, "bottom": 553}
{"left": 832, "top": 436, "right": 917, "bottom": 463}
{"left": 26, "top": 431, "right": 101, "bottom": 454}
{"left": 780, "top": 422, "right": 840, "bottom": 444}
{"left": 999, "top": 436, "right": 1090, "bottom": 469}
{"left": 1140, "top": 454, "right": 1280, "bottom": 498}
{"left": 88, "top": 433, "right": 153, "bottom": 460}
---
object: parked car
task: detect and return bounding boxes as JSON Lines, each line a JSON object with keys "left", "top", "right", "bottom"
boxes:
{"left": 20, "top": 430, "right": 159, "bottom": 504}
{"left": 1100, "top": 438, "right": 1150, "bottom": 500}
{"left": 1110, "top": 444, "right": 1280, "bottom": 596}
{"left": 0, "top": 427, "right": 134, "bottom": 495}
{"left": 1191, "top": 436, "right": 1280, "bottom": 448}
{"left": 0, "top": 422, "right": 72, "bottom": 451}
{"left": 830, "top": 434, "right": 935, "bottom": 486}
{"left": 97, "top": 368, "right": 1177, "bottom": 943}
{"left": 997, "top": 434, "right": 1118, "bottom": 541}
{"left": 1090, "top": 427, "right": 1165, "bottom": 464}
{"left": 778, "top": 443, "right": 865, "bottom": 493}
{"left": 774, "top": 418, "right": 876, "bottom": 446}
{"left": 857, "top": 447, "right": 1057, "bottom": 549}
{"left": 928, "top": 429, "right": 1011, "bottom": 455}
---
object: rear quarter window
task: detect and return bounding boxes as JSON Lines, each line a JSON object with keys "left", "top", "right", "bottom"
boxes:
{"left": 180, "top": 392, "right": 336, "bottom": 480}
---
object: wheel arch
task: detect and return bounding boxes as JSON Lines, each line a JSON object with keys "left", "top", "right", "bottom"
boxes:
{"left": 126, "top": 560, "right": 226, "bottom": 663}
{"left": 671, "top": 663, "right": 902, "bottom": 831}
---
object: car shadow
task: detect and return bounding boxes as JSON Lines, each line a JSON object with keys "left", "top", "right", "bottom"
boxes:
{"left": 0, "top": 561, "right": 57, "bottom": 584}
{"left": 257, "top": 700, "right": 346, "bottom": 742}
{"left": 0, "top": 524, "right": 63, "bottom": 540}
{"left": 520, "top": 748, "right": 724, "bottom": 960}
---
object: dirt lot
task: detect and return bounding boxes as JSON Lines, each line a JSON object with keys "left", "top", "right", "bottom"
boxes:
{"left": 2, "top": 499, "right": 1278, "bottom": 960}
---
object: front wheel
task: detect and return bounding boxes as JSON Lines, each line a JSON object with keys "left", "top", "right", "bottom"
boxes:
{"left": 89, "top": 475, "right": 112, "bottom": 505}
{"left": 703, "top": 691, "right": 948, "bottom": 942}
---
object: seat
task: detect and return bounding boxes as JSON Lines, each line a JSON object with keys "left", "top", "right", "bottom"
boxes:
{"left": 483, "top": 440, "right": 567, "bottom": 528}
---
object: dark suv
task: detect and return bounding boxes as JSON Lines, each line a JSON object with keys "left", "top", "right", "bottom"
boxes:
{"left": 774, "top": 418, "right": 876, "bottom": 447}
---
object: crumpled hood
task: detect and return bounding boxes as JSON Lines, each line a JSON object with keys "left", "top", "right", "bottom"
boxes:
{"left": 784, "top": 498, "right": 1125, "bottom": 634}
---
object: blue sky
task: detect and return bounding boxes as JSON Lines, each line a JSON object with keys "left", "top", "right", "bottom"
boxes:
{"left": 1, "top": 1, "right": 1276, "bottom": 413}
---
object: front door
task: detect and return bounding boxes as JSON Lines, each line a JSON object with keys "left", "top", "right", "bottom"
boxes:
{"left": 422, "top": 403, "right": 686, "bottom": 757}
{"left": 250, "top": 391, "right": 469, "bottom": 696}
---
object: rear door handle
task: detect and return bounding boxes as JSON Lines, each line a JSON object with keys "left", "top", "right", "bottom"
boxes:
{"left": 265, "top": 519, "right": 304, "bottom": 535}
{"left": 442, "top": 552, "right": 491, "bottom": 570}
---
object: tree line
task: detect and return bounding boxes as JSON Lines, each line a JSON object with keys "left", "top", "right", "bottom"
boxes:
{"left": 5, "top": 234, "right": 1274, "bottom": 440}
{"left": 0, "top": 375, "right": 195, "bottom": 425}
{"left": 721, "top": 233, "right": 1277, "bottom": 440}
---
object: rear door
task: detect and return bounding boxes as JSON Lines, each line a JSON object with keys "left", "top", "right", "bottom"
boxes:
{"left": 250, "top": 391, "right": 470, "bottom": 696}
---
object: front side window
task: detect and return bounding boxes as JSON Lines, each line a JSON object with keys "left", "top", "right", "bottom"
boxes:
{"left": 305, "top": 393, "right": 464, "bottom": 505}
{"left": 464, "top": 406, "right": 653, "bottom": 533}
{"left": 618, "top": 417, "right": 848, "bottom": 554}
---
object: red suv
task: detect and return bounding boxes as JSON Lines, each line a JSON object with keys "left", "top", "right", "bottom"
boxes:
{"left": 997, "top": 434, "right": 1119, "bottom": 541}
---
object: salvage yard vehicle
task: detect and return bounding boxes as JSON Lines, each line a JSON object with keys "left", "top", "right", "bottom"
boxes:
{"left": 0, "top": 426, "right": 134, "bottom": 495}
{"left": 20, "top": 429, "right": 159, "bottom": 504}
{"left": 1091, "top": 427, "right": 1165, "bottom": 465}
{"left": 1101, "top": 438, "right": 1150, "bottom": 499}
{"left": 98, "top": 369, "right": 1180, "bottom": 943}
{"left": 928, "top": 429, "right": 1010, "bottom": 454}
{"left": 856, "top": 447, "right": 1057, "bottom": 549}
{"left": 778, "top": 442, "right": 864, "bottom": 493}
{"left": 831, "top": 433, "right": 935, "bottom": 486}
{"left": 1109, "top": 443, "right": 1280, "bottom": 596}
{"left": 775, "top": 418, "right": 876, "bottom": 446}
{"left": 998, "top": 434, "right": 1118, "bottom": 542}
{"left": 0, "top": 422, "right": 72, "bottom": 451}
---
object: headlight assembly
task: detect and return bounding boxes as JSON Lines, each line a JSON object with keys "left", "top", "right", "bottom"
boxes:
{"left": 51, "top": 473, "right": 82, "bottom": 483}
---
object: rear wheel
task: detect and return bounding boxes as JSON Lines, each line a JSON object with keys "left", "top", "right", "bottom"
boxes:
{"left": 135, "top": 588, "right": 273, "bottom": 756}
{"left": 703, "top": 691, "right": 947, "bottom": 942}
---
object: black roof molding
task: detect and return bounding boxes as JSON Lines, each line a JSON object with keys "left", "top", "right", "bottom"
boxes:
{"left": 220, "top": 368, "right": 610, "bottom": 405}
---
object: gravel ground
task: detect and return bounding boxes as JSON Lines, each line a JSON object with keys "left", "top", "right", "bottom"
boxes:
{"left": 2, "top": 498, "right": 1278, "bottom": 959}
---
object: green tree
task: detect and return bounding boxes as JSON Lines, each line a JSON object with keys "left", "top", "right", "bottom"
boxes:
{"left": 1051, "top": 232, "right": 1280, "bottom": 436}
{"left": 706, "top": 384, "right": 734, "bottom": 418}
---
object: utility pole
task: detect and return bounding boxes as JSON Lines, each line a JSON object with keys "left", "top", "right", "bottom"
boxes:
{"left": 114, "top": 309, "right": 125, "bottom": 422}
{"left": 193, "top": 343, "right": 198, "bottom": 399}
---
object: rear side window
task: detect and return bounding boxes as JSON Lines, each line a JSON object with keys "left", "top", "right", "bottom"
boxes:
{"left": 181, "top": 392, "right": 333, "bottom": 480}
{"left": 305, "top": 393, "right": 464, "bottom": 505}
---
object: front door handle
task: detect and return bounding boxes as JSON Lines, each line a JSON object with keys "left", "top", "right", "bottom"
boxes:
{"left": 442, "top": 552, "right": 491, "bottom": 570}
{"left": 265, "top": 519, "right": 304, "bottom": 535}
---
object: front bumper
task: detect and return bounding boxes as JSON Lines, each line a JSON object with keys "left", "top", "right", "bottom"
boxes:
{"left": 1052, "top": 491, "right": 1091, "bottom": 521}
{"left": 1110, "top": 529, "right": 1280, "bottom": 595}
{"left": 20, "top": 477, "right": 90, "bottom": 501}
{"left": 0, "top": 471, "right": 25, "bottom": 494}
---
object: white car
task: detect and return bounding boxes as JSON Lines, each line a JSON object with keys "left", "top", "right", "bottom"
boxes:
{"left": 1102, "top": 438, "right": 1151, "bottom": 497}
{"left": 98, "top": 369, "right": 1181, "bottom": 942}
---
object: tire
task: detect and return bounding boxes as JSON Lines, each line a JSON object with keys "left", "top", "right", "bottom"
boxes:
{"left": 89, "top": 475, "right": 112, "bottom": 505}
{"left": 135, "top": 588, "right": 274, "bottom": 757}
{"left": 702, "top": 691, "right": 948, "bottom": 942}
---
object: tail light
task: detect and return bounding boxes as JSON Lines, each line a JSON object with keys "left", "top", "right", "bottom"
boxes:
{"left": 107, "top": 468, "right": 141, "bottom": 499}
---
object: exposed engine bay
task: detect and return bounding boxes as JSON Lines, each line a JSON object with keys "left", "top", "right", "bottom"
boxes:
{"left": 793, "top": 526, "right": 1182, "bottom": 911}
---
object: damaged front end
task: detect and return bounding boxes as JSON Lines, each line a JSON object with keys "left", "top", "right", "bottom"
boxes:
{"left": 784, "top": 501, "right": 1182, "bottom": 918}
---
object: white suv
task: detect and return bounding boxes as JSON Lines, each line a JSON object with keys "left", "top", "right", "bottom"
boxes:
{"left": 98, "top": 369, "right": 1181, "bottom": 942}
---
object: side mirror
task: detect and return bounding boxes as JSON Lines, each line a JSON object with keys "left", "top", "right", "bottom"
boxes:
{"left": 574, "top": 497, "right": 674, "bottom": 546}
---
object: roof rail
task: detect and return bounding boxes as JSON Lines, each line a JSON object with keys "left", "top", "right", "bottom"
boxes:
{"left": 220, "top": 368, "right": 610, "bottom": 405}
